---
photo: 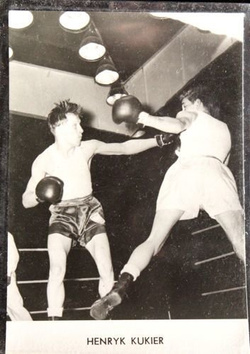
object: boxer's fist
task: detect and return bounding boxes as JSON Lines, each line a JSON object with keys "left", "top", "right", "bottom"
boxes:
{"left": 36, "top": 176, "right": 64, "bottom": 204}
{"left": 155, "top": 134, "right": 175, "bottom": 148}
{"left": 112, "top": 95, "right": 143, "bottom": 125}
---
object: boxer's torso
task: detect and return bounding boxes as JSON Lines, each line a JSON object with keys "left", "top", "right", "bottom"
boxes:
{"left": 41, "top": 142, "right": 94, "bottom": 200}
{"left": 179, "top": 112, "right": 231, "bottom": 162}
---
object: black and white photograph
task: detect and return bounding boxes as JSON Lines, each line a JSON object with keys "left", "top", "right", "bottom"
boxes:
{"left": 1, "top": 2, "right": 250, "bottom": 353}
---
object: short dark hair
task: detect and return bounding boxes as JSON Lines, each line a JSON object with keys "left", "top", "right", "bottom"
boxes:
{"left": 48, "top": 99, "right": 84, "bottom": 133}
{"left": 180, "top": 84, "right": 220, "bottom": 118}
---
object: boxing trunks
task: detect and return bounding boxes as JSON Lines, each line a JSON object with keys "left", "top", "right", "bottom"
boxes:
{"left": 49, "top": 195, "right": 106, "bottom": 247}
{"left": 156, "top": 156, "right": 243, "bottom": 220}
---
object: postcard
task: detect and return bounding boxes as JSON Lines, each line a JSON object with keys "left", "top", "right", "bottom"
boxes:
{"left": 2, "top": 2, "right": 250, "bottom": 353}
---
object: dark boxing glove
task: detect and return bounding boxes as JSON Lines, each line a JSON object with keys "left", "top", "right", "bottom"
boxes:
{"left": 155, "top": 133, "right": 175, "bottom": 148}
{"left": 35, "top": 176, "right": 64, "bottom": 204}
{"left": 112, "top": 95, "right": 143, "bottom": 125}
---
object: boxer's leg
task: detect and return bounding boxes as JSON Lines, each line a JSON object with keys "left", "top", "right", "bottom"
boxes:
{"left": 215, "top": 210, "right": 245, "bottom": 264}
{"left": 90, "top": 209, "right": 184, "bottom": 320}
{"left": 85, "top": 233, "right": 114, "bottom": 297}
{"left": 47, "top": 233, "right": 72, "bottom": 319}
{"left": 7, "top": 273, "right": 33, "bottom": 321}
{"left": 122, "top": 209, "right": 184, "bottom": 275}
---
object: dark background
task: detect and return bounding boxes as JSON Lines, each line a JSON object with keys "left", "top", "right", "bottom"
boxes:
{"left": 6, "top": 42, "right": 247, "bottom": 321}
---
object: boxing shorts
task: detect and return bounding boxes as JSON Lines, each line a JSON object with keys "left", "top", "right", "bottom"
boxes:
{"left": 156, "top": 156, "right": 243, "bottom": 220}
{"left": 48, "top": 195, "right": 106, "bottom": 247}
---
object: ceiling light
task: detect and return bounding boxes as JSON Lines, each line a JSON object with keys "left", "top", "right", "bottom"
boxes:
{"left": 79, "top": 24, "right": 106, "bottom": 61}
{"left": 79, "top": 37, "right": 106, "bottom": 61}
{"left": 106, "top": 81, "right": 128, "bottom": 105}
{"left": 95, "top": 56, "right": 119, "bottom": 86}
{"left": 9, "top": 47, "right": 13, "bottom": 60}
{"left": 59, "top": 11, "right": 90, "bottom": 31}
{"left": 131, "top": 129, "right": 146, "bottom": 138}
{"left": 9, "top": 10, "right": 33, "bottom": 29}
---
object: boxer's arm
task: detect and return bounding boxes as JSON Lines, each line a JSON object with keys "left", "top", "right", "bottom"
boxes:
{"left": 7, "top": 233, "right": 19, "bottom": 277}
{"left": 92, "top": 138, "right": 158, "bottom": 156}
{"left": 138, "top": 111, "right": 196, "bottom": 134}
{"left": 22, "top": 155, "right": 47, "bottom": 208}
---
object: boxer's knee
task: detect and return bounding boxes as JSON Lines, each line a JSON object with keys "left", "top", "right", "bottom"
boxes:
{"left": 49, "top": 263, "right": 66, "bottom": 283}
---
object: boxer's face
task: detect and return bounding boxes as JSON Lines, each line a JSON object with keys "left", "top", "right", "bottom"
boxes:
{"left": 181, "top": 97, "right": 204, "bottom": 113}
{"left": 181, "top": 98, "right": 196, "bottom": 112}
{"left": 55, "top": 113, "right": 83, "bottom": 147}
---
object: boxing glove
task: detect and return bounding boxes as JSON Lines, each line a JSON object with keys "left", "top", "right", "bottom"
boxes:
{"left": 35, "top": 176, "right": 64, "bottom": 204}
{"left": 155, "top": 134, "right": 175, "bottom": 148}
{"left": 112, "top": 95, "right": 143, "bottom": 125}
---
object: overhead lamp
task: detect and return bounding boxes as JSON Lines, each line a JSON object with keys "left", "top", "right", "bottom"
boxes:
{"left": 131, "top": 129, "right": 146, "bottom": 138}
{"left": 9, "top": 10, "right": 33, "bottom": 29}
{"left": 79, "top": 24, "right": 106, "bottom": 61}
{"left": 106, "top": 81, "right": 128, "bottom": 105}
{"left": 95, "top": 56, "right": 119, "bottom": 86}
{"left": 59, "top": 11, "right": 90, "bottom": 32}
{"left": 9, "top": 47, "right": 14, "bottom": 60}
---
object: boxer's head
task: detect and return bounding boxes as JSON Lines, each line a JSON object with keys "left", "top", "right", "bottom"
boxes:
{"left": 180, "top": 85, "right": 220, "bottom": 118}
{"left": 48, "top": 99, "right": 84, "bottom": 135}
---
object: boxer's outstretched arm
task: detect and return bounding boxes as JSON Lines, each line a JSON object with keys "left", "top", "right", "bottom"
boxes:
{"left": 138, "top": 111, "right": 196, "bottom": 134}
{"left": 93, "top": 138, "right": 158, "bottom": 156}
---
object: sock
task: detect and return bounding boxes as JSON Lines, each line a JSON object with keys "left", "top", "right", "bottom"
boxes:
{"left": 47, "top": 307, "right": 63, "bottom": 317}
{"left": 120, "top": 263, "right": 140, "bottom": 281}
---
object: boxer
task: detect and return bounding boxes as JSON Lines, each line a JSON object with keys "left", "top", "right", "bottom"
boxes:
{"left": 90, "top": 85, "right": 245, "bottom": 320}
{"left": 22, "top": 99, "right": 171, "bottom": 320}
{"left": 7, "top": 232, "right": 33, "bottom": 321}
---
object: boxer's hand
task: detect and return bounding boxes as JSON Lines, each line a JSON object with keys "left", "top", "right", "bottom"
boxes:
{"left": 112, "top": 95, "right": 143, "bottom": 125}
{"left": 35, "top": 176, "right": 64, "bottom": 204}
{"left": 155, "top": 134, "right": 175, "bottom": 148}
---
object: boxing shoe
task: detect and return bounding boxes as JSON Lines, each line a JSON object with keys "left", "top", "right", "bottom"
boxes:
{"left": 90, "top": 272, "right": 133, "bottom": 320}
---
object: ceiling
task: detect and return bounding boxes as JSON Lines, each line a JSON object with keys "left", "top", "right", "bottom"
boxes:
{"left": 9, "top": 11, "right": 185, "bottom": 82}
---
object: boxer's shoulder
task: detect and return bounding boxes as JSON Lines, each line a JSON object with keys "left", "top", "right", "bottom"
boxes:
{"left": 32, "top": 144, "right": 56, "bottom": 170}
{"left": 79, "top": 139, "right": 102, "bottom": 152}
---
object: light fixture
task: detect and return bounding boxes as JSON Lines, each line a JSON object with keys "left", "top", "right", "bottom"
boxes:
{"left": 9, "top": 47, "right": 14, "bottom": 60}
{"left": 59, "top": 11, "right": 90, "bottom": 32}
{"left": 95, "top": 55, "right": 119, "bottom": 86}
{"left": 106, "top": 81, "right": 128, "bottom": 105}
{"left": 79, "top": 23, "right": 106, "bottom": 61}
{"left": 9, "top": 10, "right": 33, "bottom": 29}
{"left": 131, "top": 129, "right": 146, "bottom": 138}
